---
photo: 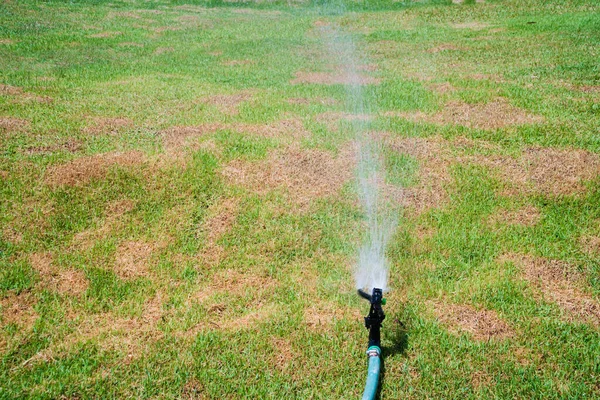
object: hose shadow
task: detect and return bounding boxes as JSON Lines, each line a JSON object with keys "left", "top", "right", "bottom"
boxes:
{"left": 377, "top": 318, "right": 408, "bottom": 400}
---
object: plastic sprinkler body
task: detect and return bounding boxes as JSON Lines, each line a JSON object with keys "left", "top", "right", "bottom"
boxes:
{"left": 358, "top": 288, "right": 386, "bottom": 400}
{"left": 358, "top": 288, "right": 386, "bottom": 349}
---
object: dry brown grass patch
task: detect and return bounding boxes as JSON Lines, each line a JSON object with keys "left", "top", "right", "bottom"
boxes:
{"left": 452, "top": 21, "right": 490, "bottom": 30}
{"left": 89, "top": 31, "right": 122, "bottom": 38}
{"left": 106, "top": 199, "right": 136, "bottom": 216}
{"left": 177, "top": 14, "right": 199, "bottom": 23}
{"left": 101, "top": 296, "right": 165, "bottom": 359}
{"left": 315, "top": 111, "right": 372, "bottom": 132}
{"left": 473, "top": 146, "right": 600, "bottom": 196}
{"left": 1, "top": 291, "right": 37, "bottom": 329}
{"left": 469, "top": 73, "right": 505, "bottom": 82}
{"left": 182, "top": 301, "right": 277, "bottom": 335}
{"left": 13, "top": 92, "right": 53, "bottom": 104}
{"left": 181, "top": 378, "right": 208, "bottom": 400}
{"left": 427, "top": 82, "right": 456, "bottom": 94}
{"left": 194, "top": 269, "right": 278, "bottom": 304}
{"left": 109, "top": 11, "right": 143, "bottom": 19}
{"left": 83, "top": 117, "right": 133, "bottom": 135}
{"left": 286, "top": 97, "right": 310, "bottom": 105}
{"left": 138, "top": 9, "right": 165, "bottom": 14}
{"left": 221, "top": 59, "right": 254, "bottom": 67}
{"left": 580, "top": 235, "right": 600, "bottom": 255}
{"left": 395, "top": 98, "right": 543, "bottom": 130}
{"left": 270, "top": 336, "right": 297, "bottom": 373}
{"left": 71, "top": 199, "right": 138, "bottom": 251}
{"left": 24, "top": 139, "right": 82, "bottom": 155}
{"left": 202, "top": 92, "right": 253, "bottom": 115}
{"left": 149, "top": 26, "right": 182, "bottom": 36}
{"left": 512, "top": 346, "right": 542, "bottom": 367}
{"left": 579, "top": 85, "right": 600, "bottom": 93}
{"left": 402, "top": 69, "right": 439, "bottom": 82}
{"left": 161, "top": 118, "right": 310, "bottom": 154}
{"left": 471, "top": 370, "right": 493, "bottom": 390}
{"left": 357, "top": 64, "right": 378, "bottom": 72}
{"left": 218, "top": 305, "right": 276, "bottom": 331}
{"left": 427, "top": 43, "right": 465, "bottom": 53}
{"left": 114, "top": 240, "right": 155, "bottom": 279}
{"left": 154, "top": 46, "right": 174, "bottom": 55}
{"left": 304, "top": 301, "right": 359, "bottom": 332}
{"left": 291, "top": 71, "right": 381, "bottom": 85}
{"left": 287, "top": 97, "right": 338, "bottom": 106}
{"left": 45, "top": 151, "right": 145, "bottom": 187}
{"left": 118, "top": 41, "right": 144, "bottom": 47}
{"left": 160, "top": 123, "right": 226, "bottom": 151}
{"left": 197, "top": 242, "right": 225, "bottom": 268}
{"left": 0, "top": 84, "right": 23, "bottom": 95}
{"left": 432, "top": 301, "right": 514, "bottom": 341}
{"left": 519, "top": 147, "right": 599, "bottom": 196}
{"left": 370, "top": 39, "right": 400, "bottom": 55}
{"left": 0, "top": 84, "right": 50, "bottom": 104}
{"left": 30, "top": 253, "right": 88, "bottom": 296}
{"left": 490, "top": 205, "right": 540, "bottom": 227}
{"left": 502, "top": 254, "right": 599, "bottom": 325}
{"left": 0, "top": 116, "right": 30, "bottom": 133}
{"left": 203, "top": 198, "right": 239, "bottom": 242}
{"left": 222, "top": 143, "right": 355, "bottom": 207}
{"left": 30, "top": 293, "right": 166, "bottom": 365}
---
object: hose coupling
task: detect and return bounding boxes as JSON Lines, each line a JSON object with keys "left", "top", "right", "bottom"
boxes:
{"left": 366, "top": 346, "right": 381, "bottom": 357}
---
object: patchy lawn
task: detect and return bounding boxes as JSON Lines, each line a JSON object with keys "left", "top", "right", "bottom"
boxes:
{"left": 1, "top": 0, "right": 599, "bottom": 398}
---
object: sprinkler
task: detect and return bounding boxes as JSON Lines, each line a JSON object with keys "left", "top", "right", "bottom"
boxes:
{"left": 358, "top": 288, "right": 386, "bottom": 400}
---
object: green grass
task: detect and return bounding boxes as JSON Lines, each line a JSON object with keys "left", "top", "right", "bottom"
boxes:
{"left": 1, "top": 0, "right": 599, "bottom": 398}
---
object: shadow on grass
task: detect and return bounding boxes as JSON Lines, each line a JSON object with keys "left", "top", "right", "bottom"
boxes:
{"left": 377, "top": 318, "right": 409, "bottom": 400}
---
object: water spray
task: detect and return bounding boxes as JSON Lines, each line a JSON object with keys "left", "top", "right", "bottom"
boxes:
{"left": 358, "top": 288, "right": 386, "bottom": 400}
{"left": 314, "top": 7, "right": 399, "bottom": 398}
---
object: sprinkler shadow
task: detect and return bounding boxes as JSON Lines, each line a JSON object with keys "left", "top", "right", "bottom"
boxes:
{"left": 377, "top": 319, "right": 408, "bottom": 400}
{"left": 382, "top": 318, "right": 408, "bottom": 357}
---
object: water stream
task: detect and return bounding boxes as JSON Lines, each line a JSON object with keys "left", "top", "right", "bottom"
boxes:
{"left": 317, "top": 12, "right": 399, "bottom": 293}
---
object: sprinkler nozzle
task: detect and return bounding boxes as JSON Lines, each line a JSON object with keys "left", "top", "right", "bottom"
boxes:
{"left": 357, "top": 289, "right": 372, "bottom": 301}
{"left": 358, "top": 288, "right": 386, "bottom": 349}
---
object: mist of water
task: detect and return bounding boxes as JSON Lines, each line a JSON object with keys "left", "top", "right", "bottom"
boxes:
{"left": 355, "top": 140, "right": 398, "bottom": 292}
{"left": 318, "top": 18, "right": 399, "bottom": 292}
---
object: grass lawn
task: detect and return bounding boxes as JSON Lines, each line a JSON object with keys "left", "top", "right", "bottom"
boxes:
{"left": 1, "top": 0, "right": 599, "bottom": 398}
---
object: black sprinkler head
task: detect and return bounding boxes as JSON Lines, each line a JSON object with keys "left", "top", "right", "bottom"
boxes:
{"left": 358, "top": 288, "right": 386, "bottom": 349}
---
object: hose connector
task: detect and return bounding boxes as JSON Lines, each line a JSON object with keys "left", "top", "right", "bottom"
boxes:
{"left": 366, "top": 345, "right": 381, "bottom": 357}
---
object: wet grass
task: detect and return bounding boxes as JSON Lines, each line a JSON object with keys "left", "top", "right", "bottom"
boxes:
{"left": 1, "top": 0, "right": 599, "bottom": 398}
